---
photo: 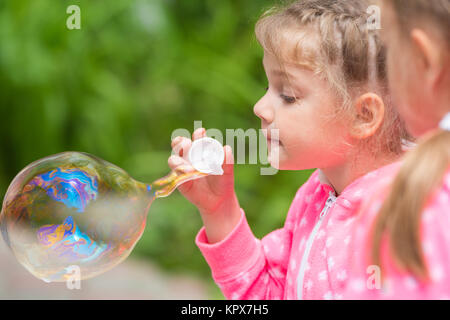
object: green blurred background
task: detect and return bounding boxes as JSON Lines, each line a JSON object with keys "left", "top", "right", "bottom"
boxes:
{"left": 0, "top": 0, "right": 313, "bottom": 299}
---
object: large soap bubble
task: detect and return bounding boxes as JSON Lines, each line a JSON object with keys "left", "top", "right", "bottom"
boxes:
{"left": 0, "top": 138, "right": 222, "bottom": 282}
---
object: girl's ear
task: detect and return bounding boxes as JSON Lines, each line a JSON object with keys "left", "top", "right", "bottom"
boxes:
{"left": 350, "top": 92, "right": 385, "bottom": 139}
{"left": 410, "top": 28, "right": 443, "bottom": 88}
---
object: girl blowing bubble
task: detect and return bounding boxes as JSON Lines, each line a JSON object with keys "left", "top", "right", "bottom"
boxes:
{"left": 168, "top": 0, "right": 411, "bottom": 299}
{"left": 345, "top": 0, "right": 450, "bottom": 299}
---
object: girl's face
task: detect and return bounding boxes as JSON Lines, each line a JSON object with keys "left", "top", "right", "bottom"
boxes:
{"left": 381, "top": 2, "right": 444, "bottom": 137}
{"left": 253, "top": 51, "right": 353, "bottom": 170}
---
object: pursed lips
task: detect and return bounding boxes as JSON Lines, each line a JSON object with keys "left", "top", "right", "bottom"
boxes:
{"left": 263, "top": 127, "right": 282, "bottom": 145}
{"left": 266, "top": 136, "right": 282, "bottom": 146}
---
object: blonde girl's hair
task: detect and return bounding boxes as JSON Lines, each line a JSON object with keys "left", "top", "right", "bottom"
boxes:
{"left": 255, "top": 0, "right": 412, "bottom": 159}
{"left": 371, "top": 0, "right": 450, "bottom": 281}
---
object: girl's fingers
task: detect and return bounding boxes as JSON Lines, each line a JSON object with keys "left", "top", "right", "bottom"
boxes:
{"left": 168, "top": 155, "right": 190, "bottom": 170}
{"left": 222, "top": 145, "right": 234, "bottom": 176}
{"left": 171, "top": 135, "right": 191, "bottom": 148}
{"left": 172, "top": 128, "right": 205, "bottom": 159}
{"left": 179, "top": 138, "right": 192, "bottom": 159}
{"left": 192, "top": 127, "right": 206, "bottom": 141}
{"left": 171, "top": 136, "right": 181, "bottom": 148}
{"left": 175, "top": 164, "right": 196, "bottom": 174}
{"left": 172, "top": 137, "right": 192, "bottom": 158}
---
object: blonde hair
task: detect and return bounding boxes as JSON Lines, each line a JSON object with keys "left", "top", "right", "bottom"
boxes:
{"left": 371, "top": 0, "right": 450, "bottom": 281}
{"left": 255, "top": 0, "right": 411, "bottom": 158}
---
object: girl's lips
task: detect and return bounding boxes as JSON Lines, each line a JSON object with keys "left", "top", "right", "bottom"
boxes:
{"left": 267, "top": 138, "right": 282, "bottom": 146}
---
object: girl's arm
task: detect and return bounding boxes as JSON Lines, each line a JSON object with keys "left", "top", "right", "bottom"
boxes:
{"left": 198, "top": 191, "right": 242, "bottom": 245}
{"left": 196, "top": 186, "right": 306, "bottom": 300}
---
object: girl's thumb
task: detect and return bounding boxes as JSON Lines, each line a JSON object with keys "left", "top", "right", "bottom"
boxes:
{"left": 222, "top": 145, "right": 234, "bottom": 176}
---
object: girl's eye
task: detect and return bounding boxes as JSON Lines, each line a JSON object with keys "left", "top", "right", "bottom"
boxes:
{"left": 280, "top": 94, "right": 296, "bottom": 104}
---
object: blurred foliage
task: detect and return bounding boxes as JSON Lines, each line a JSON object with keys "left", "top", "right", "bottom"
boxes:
{"left": 0, "top": 0, "right": 313, "bottom": 298}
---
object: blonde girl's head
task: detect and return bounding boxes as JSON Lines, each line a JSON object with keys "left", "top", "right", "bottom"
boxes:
{"left": 370, "top": 0, "right": 450, "bottom": 282}
{"left": 381, "top": 0, "right": 450, "bottom": 136}
{"left": 254, "top": 0, "right": 411, "bottom": 167}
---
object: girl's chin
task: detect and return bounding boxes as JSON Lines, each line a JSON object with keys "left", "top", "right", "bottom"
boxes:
{"left": 269, "top": 152, "right": 314, "bottom": 170}
{"left": 267, "top": 144, "right": 284, "bottom": 169}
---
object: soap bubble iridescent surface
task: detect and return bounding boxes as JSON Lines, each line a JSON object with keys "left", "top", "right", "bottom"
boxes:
{"left": 0, "top": 152, "right": 153, "bottom": 282}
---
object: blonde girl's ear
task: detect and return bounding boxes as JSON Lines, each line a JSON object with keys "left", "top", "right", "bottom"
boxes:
{"left": 350, "top": 92, "right": 385, "bottom": 140}
{"left": 409, "top": 28, "right": 444, "bottom": 86}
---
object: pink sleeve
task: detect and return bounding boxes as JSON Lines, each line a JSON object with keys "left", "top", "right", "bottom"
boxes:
{"left": 345, "top": 172, "right": 450, "bottom": 299}
{"left": 195, "top": 187, "right": 306, "bottom": 300}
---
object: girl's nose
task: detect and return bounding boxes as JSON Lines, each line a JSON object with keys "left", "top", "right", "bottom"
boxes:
{"left": 253, "top": 94, "right": 274, "bottom": 124}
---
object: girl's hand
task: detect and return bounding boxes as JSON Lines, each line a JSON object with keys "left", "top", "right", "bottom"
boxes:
{"left": 168, "top": 128, "right": 241, "bottom": 243}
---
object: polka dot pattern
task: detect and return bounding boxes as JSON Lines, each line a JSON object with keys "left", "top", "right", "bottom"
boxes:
{"left": 195, "top": 164, "right": 450, "bottom": 300}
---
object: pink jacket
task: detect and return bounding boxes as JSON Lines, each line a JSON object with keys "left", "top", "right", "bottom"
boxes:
{"left": 344, "top": 167, "right": 450, "bottom": 299}
{"left": 195, "top": 162, "right": 401, "bottom": 299}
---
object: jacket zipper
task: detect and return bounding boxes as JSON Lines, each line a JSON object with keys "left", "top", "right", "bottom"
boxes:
{"left": 297, "top": 191, "right": 337, "bottom": 300}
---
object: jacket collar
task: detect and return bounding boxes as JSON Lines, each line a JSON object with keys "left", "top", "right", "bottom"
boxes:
{"left": 317, "top": 161, "right": 402, "bottom": 216}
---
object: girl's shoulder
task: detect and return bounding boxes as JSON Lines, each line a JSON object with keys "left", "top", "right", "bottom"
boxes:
{"left": 290, "top": 170, "right": 327, "bottom": 213}
{"left": 346, "top": 168, "right": 450, "bottom": 299}
{"left": 424, "top": 168, "right": 450, "bottom": 219}
{"left": 293, "top": 170, "right": 322, "bottom": 198}
{"left": 357, "top": 165, "right": 450, "bottom": 230}
{"left": 381, "top": 170, "right": 450, "bottom": 298}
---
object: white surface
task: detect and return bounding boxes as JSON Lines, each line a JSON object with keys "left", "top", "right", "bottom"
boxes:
{"left": 188, "top": 137, "right": 224, "bottom": 175}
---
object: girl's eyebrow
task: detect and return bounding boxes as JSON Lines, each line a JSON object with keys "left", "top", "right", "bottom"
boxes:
{"left": 269, "top": 69, "right": 297, "bottom": 81}
{"left": 269, "top": 69, "right": 302, "bottom": 87}
{"left": 270, "top": 69, "right": 286, "bottom": 77}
